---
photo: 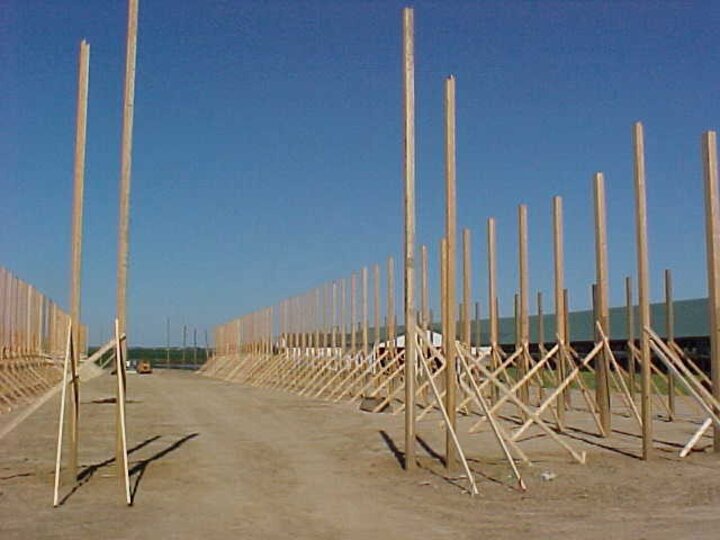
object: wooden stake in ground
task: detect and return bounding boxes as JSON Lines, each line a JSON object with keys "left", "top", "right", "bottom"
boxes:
{"left": 462, "top": 229, "right": 471, "bottom": 347}
{"left": 487, "top": 218, "right": 499, "bottom": 402}
{"left": 633, "top": 121, "right": 653, "bottom": 460}
{"left": 701, "top": 130, "right": 720, "bottom": 451}
{"left": 518, "top": 205, "right": 530, "bottom": 405}
{"left": 665, "top": 269, "right": 675, "bottom": 418}
{"left": 626, "top": 276, "right": 636, "bottom": 398}
{"left": 402, "top": 6, "right": 417, "bottom": 470}
{"left": 116, "top": 0, "right": 139, "bottom": 370}
{"left": 444, "top": 75, "right": 458, "bottom": 469}
{"left": 68, "top": 38, "right": 90, "bottom": 481}
{"left": 593, "top": 172, "right": 611, "bottom": 434}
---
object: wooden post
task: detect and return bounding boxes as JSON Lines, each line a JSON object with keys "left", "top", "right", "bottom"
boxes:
{"left": 701, "top": 130, "right": 720, "bottom": 451}
{"left": 518, "top": 205, "right": 530, "bottom": 405}
{"left": 488, "top": 218, "right": 499, "bottom": 402}
{"left": 351, "top": 274, "right": 357, "bottom": 353}
{"left": 537, "top": 291, "right": 544, "bottom": 350}
{"left": 444, "top": 75, "right": 458, "bottom": 469}
{"left": 374, "top": 264, "right": 381, "bottom": 346}
{"left": 462, "top": 229, "right": 471, "bottom": 347}
{"left": 362, "top": 267, "right": 369, "bottom": 357}
{"left": 664, "top": 268, "right": 675, "bottom": 418}
{"left": 402, "top": 6, "right": 417, "bottom": 470}
{"left": 633, "top": 121, "right": 653, "bottom": 460}
{"left": 166, "top": 317, "right": 170, "bottom": 367}
{"left": 594, "top": 172, "right": 611, "bottom": 434}
{"left": 421, "top": 245, "right": 429, "bottom": 330}
{"left": 626, "top": 276, "right": 635, "bottom": 399}
{"left": 116, "top": 0, "right": 139, "bottom": 373}
{"left": 68, "top": 39, "right": 90, "bottom": 481}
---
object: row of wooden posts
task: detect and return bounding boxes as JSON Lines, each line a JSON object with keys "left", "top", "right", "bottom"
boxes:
{"left": 201, "top": 6, "right": 720, "bottom": 491}
{"left": 0, "top": 266, "right": 86, "bottom": 412}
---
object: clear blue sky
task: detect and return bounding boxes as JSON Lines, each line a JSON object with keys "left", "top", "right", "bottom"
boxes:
{"left": 2, "top": 1, "right": 719, "bottom": 346}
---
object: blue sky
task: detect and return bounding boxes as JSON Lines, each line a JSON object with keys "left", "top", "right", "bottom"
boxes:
{"left": 2, "top": 1, "right": 719, "bottom": 346}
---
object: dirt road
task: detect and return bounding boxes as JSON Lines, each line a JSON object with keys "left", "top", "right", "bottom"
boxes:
{"left": 1, "top": 370, "right": 719, "bottom": 539}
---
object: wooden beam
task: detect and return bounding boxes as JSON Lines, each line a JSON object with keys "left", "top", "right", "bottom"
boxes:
{"left": 665, "top": 269, "right": 675, "bottom": 418}
{"left": 702, "top": 130, "right": 720, "bottom": 451}
{"left": 518, "top": 205, "right": 530, "bottom": 405}
{"left": 626, "top": 276, "right": 635, "bottom": 399}
{"left": 402, "top": 6, "right": 417, "bottom": 470}
{"left": 462, "top": 228, "right": 471, "bottom": 347}
{"left": 444, "top": 75, "right": 458, "bottom": 469}
{"left": 633, "top": 121, "right": 653, "bottom": 460}
{"left": 593, "top": 172, "right": 611, "bottom": 434}
{"left": 68, "top": 39, "right": 90, "bottom": 481}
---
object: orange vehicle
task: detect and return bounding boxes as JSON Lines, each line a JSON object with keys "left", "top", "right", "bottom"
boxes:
{"left": 136, "top": 360, "right": 153, "bottom": 374}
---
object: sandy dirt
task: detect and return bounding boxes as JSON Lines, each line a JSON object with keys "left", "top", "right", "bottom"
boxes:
{"left": 1, "top": 369, "right": 720, "bottom": 539}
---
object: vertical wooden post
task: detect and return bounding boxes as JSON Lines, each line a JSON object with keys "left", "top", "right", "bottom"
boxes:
{"left": 116, "top": 0, "right": 139, "bottom": 390}
{"left": 474, "top": 302, "right": 480, "bottom": 348}
{"left": 518, "top": 205, "right": 530, "bottom": 405}
{"left": 166, "top": 317, "right": 170, "bottom": 367}
{"left": 553, "top": 197, "right": 566, "bottom": 421}
{"left": 351, "top": 274, "right": 357, "bottom": 353}
{"left": 537, "top": 291, "right": 544, "bottom": 350}
{"left": 633, "top": 121, "right": 653, "bottom": 460}
{"left": 421, "top": 245, "right": 429, "bottom": 331}
{"left": 625, "top": 276, "right": 635, "bottom": 398}
{"left": 462, "top": 229, "right": 471, "bottom": 347}
{"left": 332, "top": 282, "right": 337, "bottom": 352}
{"left": 593, "top": 172, "right": 611, "bottom": 434}
{"left": 374, "top": 264, "right": 381, "bottom": 346}
{"left": 402, "top": 6, "right": 417, "bottom": 470}
{"left": 387, "top": 257, "right": 395, "bottom": 350}
{"left": 487, "top": 218, "right": 499, "bottom": 402}
{"left": 68, "top": 39, "right": 90, "bottom": 481}
{"left": 701, "top": 130, "right": 720, "bottom": 451}
{"left": 444, "top": 75, "right": 458, "bottom": 469}
{"left": 664, "top": 268, "right": 675, "bottom": 418}
{"left": 362, "top": 267, "right": 369, "bottom": 357}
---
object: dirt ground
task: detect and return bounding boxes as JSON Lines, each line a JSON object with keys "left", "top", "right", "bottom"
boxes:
{"left": 1, "top": 369, "right": 719, "bottom": 539}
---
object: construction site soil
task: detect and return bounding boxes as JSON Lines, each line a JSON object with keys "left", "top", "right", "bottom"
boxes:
{"left": 1, "top": 370, "right": 719, "bottom": 539}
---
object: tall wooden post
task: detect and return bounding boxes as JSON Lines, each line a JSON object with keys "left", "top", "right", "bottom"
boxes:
{"left": 402, "top": 6, "right": 417, "bottom": 470}
{"left": 374, "top": 264, "right": 381, "bottom": 346}
{"left": 487, "top": 218, "right": 499, "bottom": 402}
{"left": 594, "top": 172, "right": 611, "bottom": 434}
{"left": 116, "top": 0, "right": 139, "bottom": 377}
{"left": 537, "top": 291, "right": 544, "bottom": 350}
{"left": 633, "top": 121, "right": 653, "bottom": 460}
{"left": 664, "top": 269, "right": 675, "bottom": 418}
{"left": 518, "top": 205, "right": 530, "bottom": 405}
{"left": 421, "top": 245, "right": 429, "bottom": 330}
{"left": 462, "top": 229, "right": 471, "bottom": 347}
{"left": 387, "top": 257, "right": 395, "bottom": 350}
{"left": 351, "top": 274, "right": 357, "bottom": 353}
{"left": 68, "top": 39, "right": 90, "bottom": 480}
{"left": 444, "top": 75, "right": 458, "bottom": 469}
{"left": 626, "top": 276, "right": 635, "bottom": 398}
{"left": 701, "top": 130, "right": 720, "bottom": 451}
{"left": 362, "top": 267, "right": 369, "bottom": 357}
